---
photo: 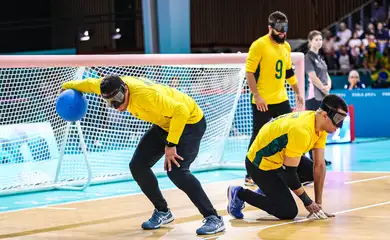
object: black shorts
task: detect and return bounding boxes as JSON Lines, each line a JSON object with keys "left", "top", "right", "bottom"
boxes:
{"left": 305, "top": 98, "right": 322, "bottom": 111}
{"left": 249, "top": 100, "right": 292, "bottom": 148}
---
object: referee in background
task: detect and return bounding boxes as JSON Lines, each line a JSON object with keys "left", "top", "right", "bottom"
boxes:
{"left": 305, "top": 30, "right": 333, "bottom": 165}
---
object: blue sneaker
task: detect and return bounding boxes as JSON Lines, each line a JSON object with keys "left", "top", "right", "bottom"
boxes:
{"left": 196, "top": 215, "right": 225, "bottom": 235}
{"left": 227, "top": 186, "right": 245, "bottom": 219}
{"left": 141, "top": 209, "right": 174, "bottom": 230}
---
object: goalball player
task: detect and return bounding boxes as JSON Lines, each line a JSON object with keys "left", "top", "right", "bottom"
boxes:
{"left": 244, "top": 11, "right": 305, "bottom": 186}
{"left": 227, "top": 94, "right": 347, "bottom": 220}
{"left": 61, "top": 75, "right": 225, "bottom": 235}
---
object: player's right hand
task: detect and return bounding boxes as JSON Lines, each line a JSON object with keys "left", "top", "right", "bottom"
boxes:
{"left": 57, "top": 88, "right": 65, "bottom": 97}
{"left": 305, "top": 202, "right": 328, "bottom": 219}
{"left": 254, "top": 94, "right": 268, "bottom": 112}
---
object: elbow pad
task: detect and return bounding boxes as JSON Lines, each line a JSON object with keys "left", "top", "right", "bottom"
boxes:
{"left": 280, "top": 166, "right": 302, "bottom": 190}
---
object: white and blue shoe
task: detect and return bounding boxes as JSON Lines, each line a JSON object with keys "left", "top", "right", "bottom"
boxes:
{"left": 141, "top": 209, "right": 174, "bottom": 230}
{"left": 196, "top": 215, "right": 225, "bottom": 235}
{"left": 227, "top": 186, "right": 245, "bottom": 219}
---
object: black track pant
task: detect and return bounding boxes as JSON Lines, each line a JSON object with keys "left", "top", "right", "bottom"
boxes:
{"left": 238, "top": 157, "right": 314, "bottom": 219}
{"left": 129, "top": 117, "right": 218, "bottom": 218}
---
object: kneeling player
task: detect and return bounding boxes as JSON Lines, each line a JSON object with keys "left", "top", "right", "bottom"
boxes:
{"left": 227, "top": 94, "right": 347, "bottom": 220}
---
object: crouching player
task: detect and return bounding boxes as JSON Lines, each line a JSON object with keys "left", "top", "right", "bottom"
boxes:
{"left": 227, "top": 94, "right": 347, "bottom": 220}
{"left": 62, "top": 75, "right": 225, "bottom": 235}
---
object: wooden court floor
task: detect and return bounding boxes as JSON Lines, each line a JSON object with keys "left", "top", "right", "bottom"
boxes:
{"left": 1, "top": 172, "right": 390, "bottom": 240}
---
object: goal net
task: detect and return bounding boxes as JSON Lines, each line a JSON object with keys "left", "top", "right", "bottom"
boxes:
{"left": 0, "top": 53, "right": 304, "bottom": 195}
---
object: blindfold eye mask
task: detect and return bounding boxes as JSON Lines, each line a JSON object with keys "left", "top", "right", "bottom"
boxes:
{"left": 320, "top": 102, "right": 347, "bottom": 128}
{"left": 102, "top": 85, "right": 126, "bottom": 109}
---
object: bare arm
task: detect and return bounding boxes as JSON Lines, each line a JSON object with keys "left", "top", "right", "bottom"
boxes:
{"left": 326, "top": 73, "right": 332, "bottom": 90}
{"left": 290, "top": 83, "right": 301, "bottom": 97}
{"left": 308, "top": 72, "right": 328, "bottom": 95}
{"left": 246, "top": 72, "right": 260, "bottom": 98}
{"left": 312, "top": 148, "right": 327, "bottom": 204}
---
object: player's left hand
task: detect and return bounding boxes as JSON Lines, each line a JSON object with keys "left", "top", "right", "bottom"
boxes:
{"left": 164, "top": 146, "right": 184, "bottom": 172}
{"left": 295, "top": 95, "right": 304, "bottom": 110}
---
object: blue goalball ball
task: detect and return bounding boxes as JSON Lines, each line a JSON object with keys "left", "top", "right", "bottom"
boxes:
{"left": 56, "top": 89, "right": 88, "bottom": 122}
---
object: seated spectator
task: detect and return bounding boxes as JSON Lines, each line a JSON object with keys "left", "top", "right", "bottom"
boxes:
{"left": 348, "top": 31, "right": 364, "bottom": 67}
{"left": 344, "top": 70, "right": 366, "bottom": 90}
{"left": 371, "top": 69, "right": 390, "bottom": 88}
{"left": 337, "top": 22, "right": 352, "bottom": 45}
{"left": 354, "top": 23, "right": 364, "bottom": 38}
{"left": 323, "top": 30, "right": 338, "bottom": 69}
{"left": 379, "top": 45, "right": 390, "bottom": 70}
{"left": 364, "top": 23, "right": 376, "bottom": 38}
{"left": 363, "top": 42, "right": 381, "bottom": 72}
{"left": 362, "top": 33, "right": 376, "bottom": 48}
{"left": 375, "top": 22, "right": 389, "bottom": 53}
{"left": 338, "top": 45, "right": 353, "bottom": 74}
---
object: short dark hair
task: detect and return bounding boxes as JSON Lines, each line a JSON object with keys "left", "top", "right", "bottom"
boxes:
{"left": 268, "top": 11, "right": 288, "bottom": 23}
{"left": 100, "top": 75, "right": 124, "bottom": 96}
{"left": 321, "top": 94, "right": 348, "bottom": 113}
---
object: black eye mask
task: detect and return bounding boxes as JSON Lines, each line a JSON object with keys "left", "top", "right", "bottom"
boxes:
{"left": 320, "top": 102, "right": 347, "bottom": 128}
{"left": 102, "top": 85, "right": 126, "bottom": 109}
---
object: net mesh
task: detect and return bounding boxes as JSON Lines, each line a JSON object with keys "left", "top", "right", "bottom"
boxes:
{"left": 0, "top": 65, "right": 245, "bottom": 194}
{"left": 0, "top": 58, "right": 300, "bottom": 195}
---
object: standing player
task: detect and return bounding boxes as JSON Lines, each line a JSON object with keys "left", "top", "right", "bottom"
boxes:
{"left": 244, "top": 11, "right": 304, "bottom": 186}
{"left": 61, "top": 75, "right": 225, "bottom": 235}
{"left": 227, "top": 94, "right": 347, "bottom": 220}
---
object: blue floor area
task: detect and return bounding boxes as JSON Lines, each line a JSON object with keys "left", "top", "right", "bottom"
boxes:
{"left": 1, "top": 138, "right": 389, "bottom": 213}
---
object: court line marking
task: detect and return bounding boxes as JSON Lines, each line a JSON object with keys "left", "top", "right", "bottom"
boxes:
{"left": 0, "top": 178, "right": 242, "bottom": 214}
{"left": 201, "top": 200, "right": 390, "bottom": 240}
{"left": 1, "top": 171, "right": 389, "bottom": 214}
{"left": 344, "top": 175, "right": 390, "bottom": 184}
{"left": 39, "top": 207, "right": 77, "bottom": 210}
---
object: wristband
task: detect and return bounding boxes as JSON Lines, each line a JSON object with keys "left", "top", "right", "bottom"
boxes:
{"left": 298, "top": 191, "right": 313, "bottom": 206}
{"left": 166, "top": 141, "right": 177, "bottom": 147}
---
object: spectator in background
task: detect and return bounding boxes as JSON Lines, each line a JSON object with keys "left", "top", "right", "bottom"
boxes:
{"left": 322, "top": 30, "right": 337, "bottom": 69}
{"left": 365, "top": 23, "right": 376, "bottom": 37}
{"left": 344, "top": 70, "right": 366, "bottom": 90}
{"left": 355, "top": 23, "right": 364, "bottom": 38}
{"left": 375, "top": 22, "right": 389, "bottom": 52}
{"left": 363, "top": 42, "right": 381, "bottom": 72}
{"left": 371, "top": 1, "right": 386, "bottom": 23}
{"left": 372, "top": 46, "right": 390, "bottom": 88}
{"left": 362, "top": 33, "right": 376, "bottom": 48}
{"left": 337, "top": 22, "right": 352, "bottom": 45}
{"left": 348, "top": 31, "right": 364, "bottom": 67}
{"left": 304, "top": 30, "right": 332, "bottom": 165}
{"left": 338, "top": 45, "right": 353, "bottom": 74}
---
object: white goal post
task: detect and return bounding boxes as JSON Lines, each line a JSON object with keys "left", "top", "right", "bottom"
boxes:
{"left": 0, "top": 53, "right": 305, "bottom": 196}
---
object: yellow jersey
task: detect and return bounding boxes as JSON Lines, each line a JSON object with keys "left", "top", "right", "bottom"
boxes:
{"left": 246, "top": 35, "right": 297, "bottom": 104}
{"left": 247, "top": 111, "right": 327, "bottom": 171}
{"left": 62, "top": 76, "right": 204, "bottom": 144}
